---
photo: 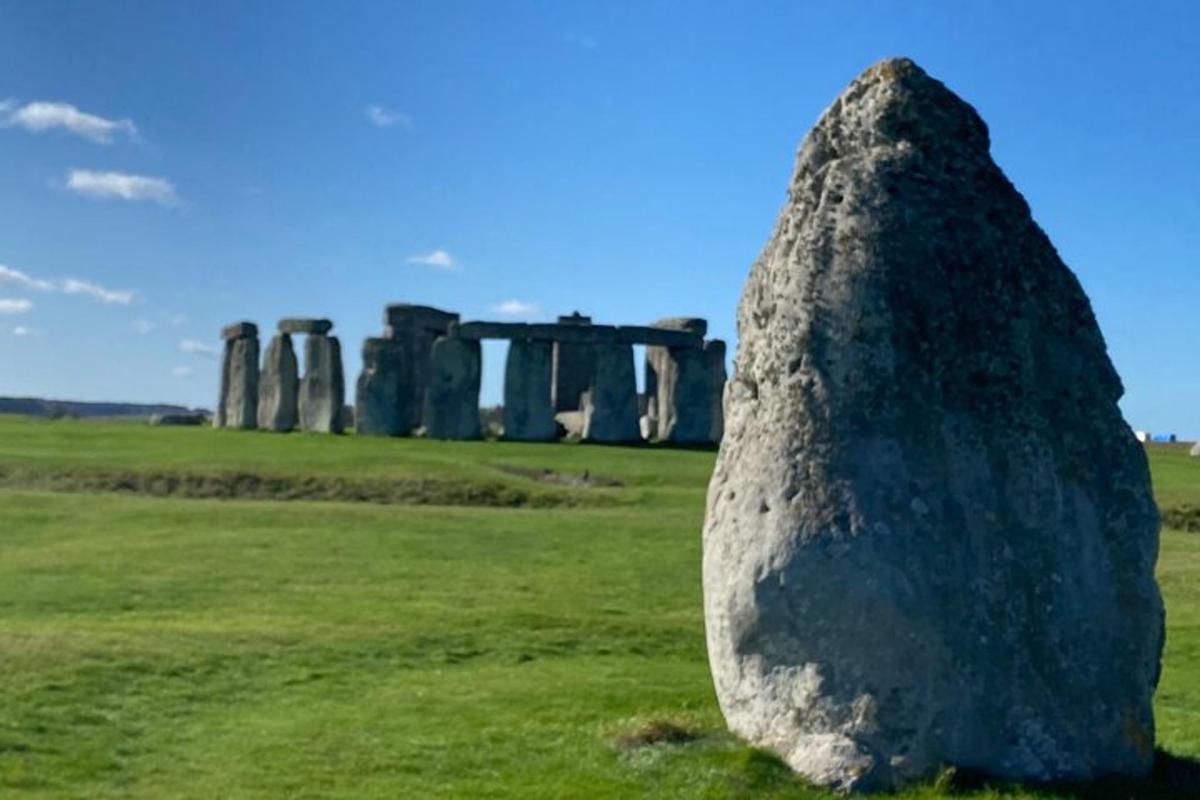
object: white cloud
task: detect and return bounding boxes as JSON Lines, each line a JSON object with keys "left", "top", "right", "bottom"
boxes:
{"left": 166, "top": 312, "right": 187, "bottom": 327}
{"left": 0, "top": 264, "right": 55, "bottom": 291}
{"left": 406, "top": 249, "right": 458, "bottom": 270}
{"left": 130, "top": 319, "right": 157, "bottom": 335}
{"left": 171, "top": 365, "right": 194, "bottom": 378}
{"left": 12, "top": 325, "right": 37, "bottom": 336}
{"left": 61, "top": 278, "right": 134, "bottom": 305}
{"left": 3, "top": 101, "right": 137, "bottom": 144}
{"left": 179, "top": 338, "right": 220, "bottom": 358}
{"left": 491, "top": 299, "right": 539, "bottom": 317}
{"left": 0, "top": 298, "right": 34, "bottom": 314}
{"left": 0, "top": 262, "right": 135, "bottom": 306}
{"left": 365, "top": 104, "right": 413, "bottom": 130}
{"left": 66, "top": 169, "right": 177, "bottom": 205}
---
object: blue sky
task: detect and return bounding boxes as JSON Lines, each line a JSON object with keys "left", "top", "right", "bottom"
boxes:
{"left": 0, "top": 1, "right": 1196, "bottom": 433}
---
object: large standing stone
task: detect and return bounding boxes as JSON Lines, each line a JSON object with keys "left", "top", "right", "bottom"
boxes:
{"left": 658, "top": 339, "right": 726, "bottom": 445}
{"left": 424, "top": 336, "right": 481, "bottom": 440}
{"left": 645, "top": 317, "right": 709, "bottom": 441}
{"left": 703, "top": 58, "right": 1163, "bottom": 791}
{"left": 385, "top": 304, "right": 460, "bottom": 430}
{"left": 504, "top": 339, "right": 556, "bottom": 441}
{"left": 299, "top": 335, "right": 345, "bottom": 433}
{"left": 581, "top": 343, "right": 640, "bottom": 443}
{"left": 552, "top": 312, "right": 595, "bottom": 412}
{"left": 355, "top": 337, "right": 409, "bottom": 437}
{"left": 215, "top": 323, "right": 259, "bottom": 430}
{"left": 257, "top": 333, "right": 299, "bottom": 432}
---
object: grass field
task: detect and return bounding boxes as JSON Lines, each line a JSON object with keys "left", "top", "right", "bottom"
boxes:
{"left": 1, "top": 415, "right": 1197, "bottom": 798}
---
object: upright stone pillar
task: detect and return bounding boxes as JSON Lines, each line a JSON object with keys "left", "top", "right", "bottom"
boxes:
{"left": 582, "top": 343, "right": 640, "bottom": 443}
{"left": 215, "top": 321, "right": 259, "bottom": 430}
{"left": 355, "top": 337, "right": 410, "bottom": 437}
{"left": 660, "top": 338, "right": 727, "bottom": 444}
{"left": 383, "top": 304, "right": 460, "bottom": 431}
{"left": 299, "top": 333, "right": 345, "bottom": 433}
{"left": 644, "top": 317, "right": 709, "bottom": 442}
{"left": 551, "top": 312, "right": 595, "bottom": 412}
{"left": 504, "top": 339, "right": 556, "bottom": 441}
{"left": 425, "top": 336, "right": 482, "bottom": 440}
{"left": 257, "top": 333, "right": 299, "bottom": 432}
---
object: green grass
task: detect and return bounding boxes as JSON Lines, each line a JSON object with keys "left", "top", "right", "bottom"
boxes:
{"left": 0, "top": 415, "right": 1197, "bottom": 798}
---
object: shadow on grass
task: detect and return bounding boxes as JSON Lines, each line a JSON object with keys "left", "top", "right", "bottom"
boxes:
{"left": 932, "top": 749, "right": 1200, "bottom": 799}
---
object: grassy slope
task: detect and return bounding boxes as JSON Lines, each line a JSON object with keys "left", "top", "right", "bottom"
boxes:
{"left": 0, "top": 416, "right": 1196, "bottom": 798}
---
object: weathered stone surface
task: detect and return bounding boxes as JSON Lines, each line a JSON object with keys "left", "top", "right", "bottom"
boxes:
{"left": 581, "top": 343, "right": 640, "bottom": 443}
{"left": 278, "top": 318, "right": 333, "bottom": 335}
{"left": 704, "top": 58, "right": 1163, "bottom": 792}
{"left": 298, "top": 335, "right": 345, "bottom": 433}
{"left": 424, "top": 336, "right": 481, "bottom": 440}
{"left": 355, "top": 337, "right": 409, "bottom": 437}
{"left": 554, "top": 410, "right": 584, "bottom": 439}
{"left": 553, "top": 313, "right": 596, "bottom": 412}
{"left": 257, "top": 334, "right": 299, "bottom": 432}
{"left": 655, "top": 339, "right": 726, "bottom": 444}
{"left": 504, "top": 339, "right": 557, "bottom": 441}
{"left": 651, "top": 316, "right": 708, "bottom": 337}
{"left": 216, "top": 335, "right": 259, "bottom": 429}
{"left": 1191, "top": 442, "right": 1200, "bottom": 458}
{"left": 221, "top": 321, "right": 258, "bottom": 340}
{"left": 386, "top": 304, "right": 459, "bottom": 430}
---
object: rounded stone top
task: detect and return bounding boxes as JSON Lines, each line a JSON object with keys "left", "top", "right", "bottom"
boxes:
{"left": 278, "top": 318, "right": 333, "bottom": 335}
{"left": 795, "top": 56, "right": 991, "bottom": 180}
{"left": 221, "top": 321, "right": 258, "bottom": 340}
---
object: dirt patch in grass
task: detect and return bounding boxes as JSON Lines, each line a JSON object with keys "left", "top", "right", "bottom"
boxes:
{"left": 613, "top": 719, "right": 705, "bottom": 750}
{"left": 495, "top": 464, "right": 623, "bottom": 488}
{"left": 0, "top": 465, "right": 603, "bottom": 508}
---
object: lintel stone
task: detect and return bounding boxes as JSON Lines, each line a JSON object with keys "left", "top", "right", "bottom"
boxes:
{"left": 278, "top": 318, "right": 333, "bottom": 335}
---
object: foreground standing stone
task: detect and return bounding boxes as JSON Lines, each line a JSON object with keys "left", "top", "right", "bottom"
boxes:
{"left": 215, "top": 322, "right": 259, "bottom": 430}
{"left": 703, "top": 58, "right": 1163, "bottom": 792}
{"left": 424, "top": 336, "right": 481, "bottom": 440}
{"left": 298, "top": 334, "right": 345, "bottom": 433}
{"left": 504, "top": 339, "right": 556, "bottom": 441}
{"left": 552, "top": 312, "right": 596, "bottom": 411}
{"left": 355, "top": 337, "right": 409, "bottom": 436}
{"left": 257, "top": 333, "right": 299, "bottom": 432}
{"left": 581, "top": 343, "right": 640, "bottom": 443}
{"left": 385, "top": 304, "right": 460, "bottom": 430}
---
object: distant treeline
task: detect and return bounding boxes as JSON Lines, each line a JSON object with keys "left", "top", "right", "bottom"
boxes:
{"left": 0, "top": 397, "right": 207, "bottom": 420}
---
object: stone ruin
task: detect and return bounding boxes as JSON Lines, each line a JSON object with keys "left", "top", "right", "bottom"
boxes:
{"left": 213, "top": 303, "right": 726, "bottom": 445}
{"left": 215, "top": 318, "right": 344, "bottom": 434}
{"left": 704, "top": 57, "right": 1162, "bottom": 791}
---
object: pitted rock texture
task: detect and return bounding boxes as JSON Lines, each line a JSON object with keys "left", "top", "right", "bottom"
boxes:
{"left": 581, "top": 343, "right": 640, "bottom": 444}
{"left": 258, "top": 333, "right": 299, "bottom": 432}
{"left": 504, "top": 339, "right": 557, "bottom": 441}
{"left": 217, "top": 335, "right": 259, "bottom": 430}
{"left": 703, "top": 57, "right": 1163, "bottom": 792}
{"left": 355, "top": 338, "right": 409, "bottom": 437}
{"left": 298, "top": 335, "right": 345, "bottom": 434}
{"left": 424, "top": 336, "right": 482, "bottom": 440}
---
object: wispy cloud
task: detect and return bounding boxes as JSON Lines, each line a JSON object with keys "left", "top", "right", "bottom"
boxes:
{"left": 62, "top": 278, "right": 134, "bottom": 305}
{"left": 0, "top": 262, "right": 134, "bottom": 306}
{"left": 12, "top": 325, "right": 37, "bottom": 336}
{"left": 2, "top": 101, "right": 137, "bottom": 144}
{"left": 130, "top": 319, "right": 157, "bottom": 335}
{"left": 365, "top": 104, "right": 413, "bottom": 130}
{"left": 66, "top": 169, "right": 178, "bottom": 205}
{"left": 491, "top": 299, "right": 539, "bottom": 317}
{"left": 406, "top": 249, "right": 458, "bottom": 270}
{"left": 171, "top": 365, "right": 194, "bottom": 378}
{"left": 0, "top": 298, "right": 34, "bottom": 314}
{"left": 0, "top": 264, "right": 55, "bottom": 291}
{"left": 179, "top": 338, "right": 220, "bottom": 358}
